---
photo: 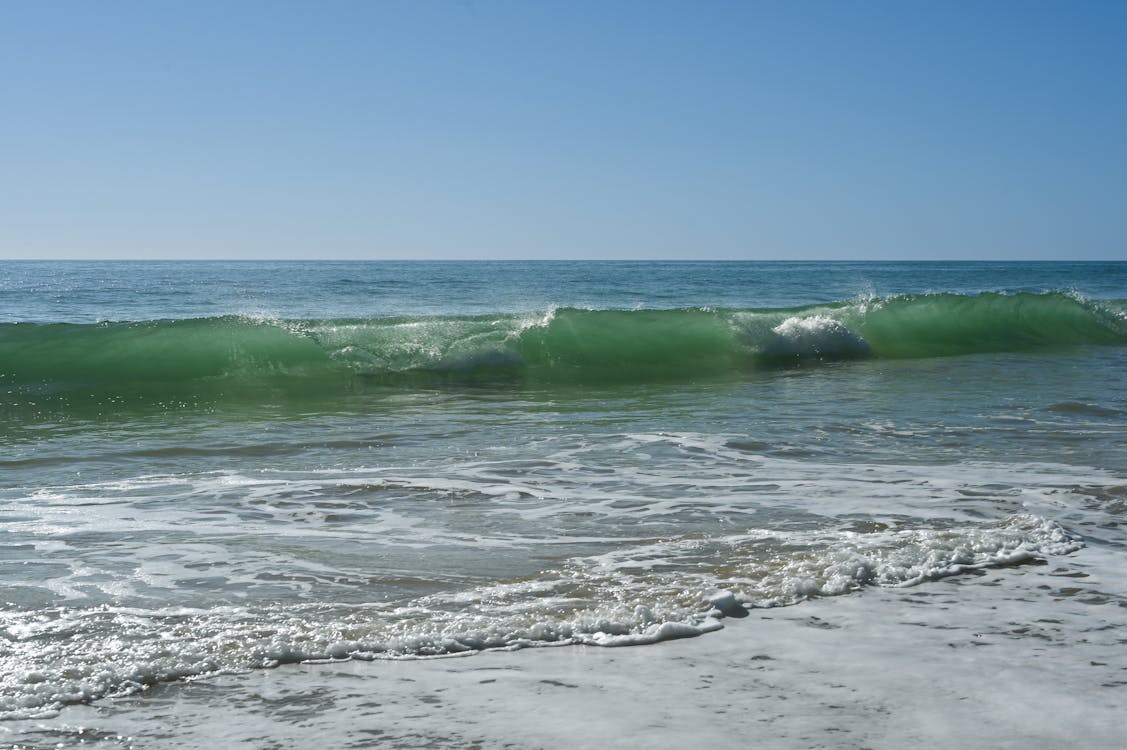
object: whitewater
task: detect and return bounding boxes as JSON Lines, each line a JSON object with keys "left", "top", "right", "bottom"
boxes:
{"left": 1, "top": 261, "right": 1125, "bottom": 748}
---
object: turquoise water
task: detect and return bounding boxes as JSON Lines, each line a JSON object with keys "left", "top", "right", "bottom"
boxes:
{"left": 1, "top": 261, "right": 1125, "bottom": 720}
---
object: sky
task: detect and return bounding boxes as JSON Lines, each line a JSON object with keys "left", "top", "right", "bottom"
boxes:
{"left": 2, "top": 0, "right": 1125, "bottom": 260}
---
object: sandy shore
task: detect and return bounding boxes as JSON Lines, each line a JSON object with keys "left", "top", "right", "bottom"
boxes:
{"left": 6, "top": 554, "right": 1125, "bottom": 749}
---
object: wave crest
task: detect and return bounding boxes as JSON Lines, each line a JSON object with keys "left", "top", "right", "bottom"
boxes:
{"left": 1, "top": 292, "right": 1123, "bottom": 396}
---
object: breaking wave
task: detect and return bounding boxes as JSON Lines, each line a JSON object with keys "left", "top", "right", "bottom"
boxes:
{"left": 2, "top": 292, "right": 1123, "bottom": 396}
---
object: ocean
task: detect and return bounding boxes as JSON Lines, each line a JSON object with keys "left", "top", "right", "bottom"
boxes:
{"left": 2, "top": 260, "right": 1125, "bottom": 748}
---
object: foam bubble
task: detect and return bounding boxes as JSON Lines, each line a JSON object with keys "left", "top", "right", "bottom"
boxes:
{"left": 765, "top": 315, "right": 871, "bottom": 358}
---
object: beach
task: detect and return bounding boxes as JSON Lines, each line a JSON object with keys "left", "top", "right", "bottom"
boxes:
{"left": 2, "top": 261, "right": 1125, "bottom": 747}
{"left": 8, "top": 552, "right": 1125, "bottom": 749}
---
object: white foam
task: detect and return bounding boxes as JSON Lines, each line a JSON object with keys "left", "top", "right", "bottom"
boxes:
{"left": 0, "top": 502, "right": 1088, "bottom": 721}
{"left": 2, "top": 430, "right": 1119, "bottom": 721}
{"left": 11, "top": 551, "right": 1127, "bottom": 750}
{"left": 764, "top": 315, "right": 870, "bottom": 358}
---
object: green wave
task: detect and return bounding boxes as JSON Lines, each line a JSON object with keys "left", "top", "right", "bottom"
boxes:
{"left": 848, "top": 292, "right": 1126, "bottom": 358}
{"left": 0, "top": 316, "right": 339, "bottom": 393}
{"left": 1, "top": 293, "right": 1124, "bottom": 397}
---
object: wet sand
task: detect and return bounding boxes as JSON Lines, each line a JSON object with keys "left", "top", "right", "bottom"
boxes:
{"left": 8, "top": 552, "right": 1125, "bottom": 750}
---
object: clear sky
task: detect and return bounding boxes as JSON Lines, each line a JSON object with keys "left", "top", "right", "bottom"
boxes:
{"left": 2, "top": 0, "right": 1125, "bottom": 260}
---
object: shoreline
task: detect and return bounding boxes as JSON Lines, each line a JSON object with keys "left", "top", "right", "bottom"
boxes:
{"left": 7, "top": 555, "right": 1124, "bottom": 749}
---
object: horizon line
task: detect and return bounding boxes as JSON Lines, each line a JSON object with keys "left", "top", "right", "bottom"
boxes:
{"left": 1, "top": 257, "right": 1123, "bottom": 263}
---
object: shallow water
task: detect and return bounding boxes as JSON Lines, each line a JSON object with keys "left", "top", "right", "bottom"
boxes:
{"left": 1, "top": 261, "right": 1125, "bottom": 737}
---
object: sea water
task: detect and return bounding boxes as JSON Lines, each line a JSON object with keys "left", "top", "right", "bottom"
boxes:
{"left": 1, "top": 261, "right": 1125, "bottom": 744}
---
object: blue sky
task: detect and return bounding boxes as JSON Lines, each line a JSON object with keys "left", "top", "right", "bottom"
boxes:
{"left": 2, "top": 0, "right": 1125, "bottom": 260}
